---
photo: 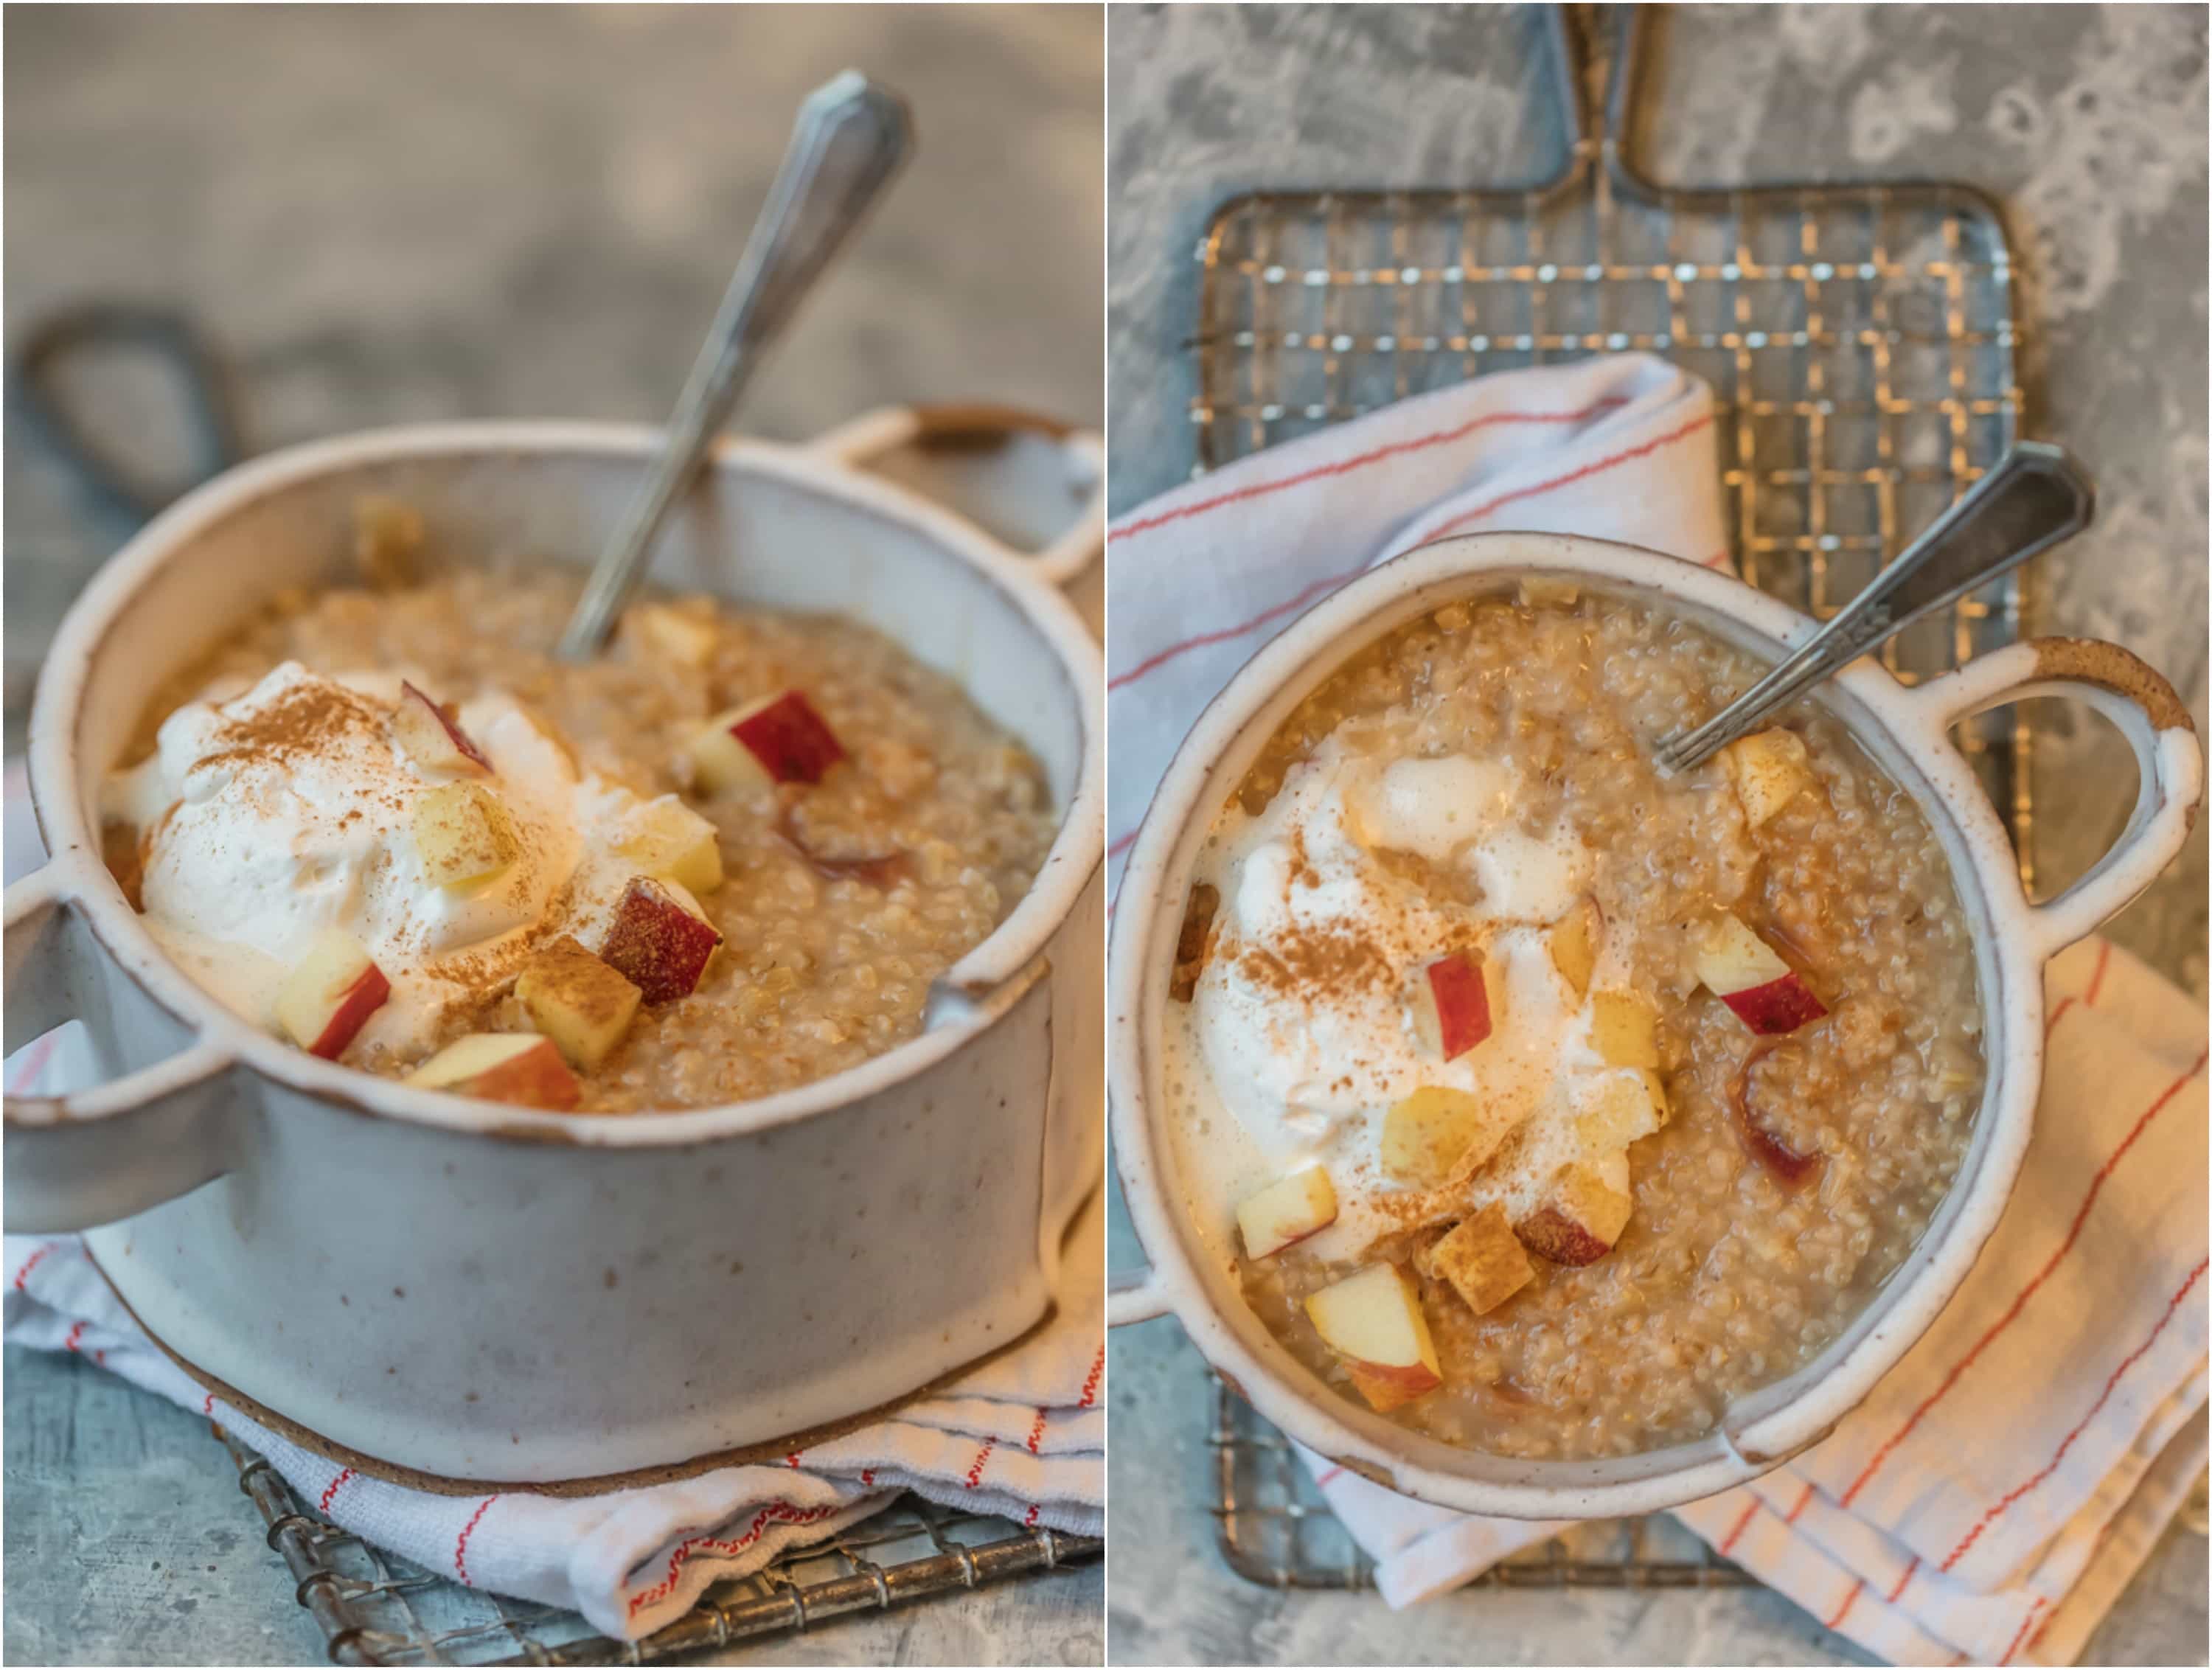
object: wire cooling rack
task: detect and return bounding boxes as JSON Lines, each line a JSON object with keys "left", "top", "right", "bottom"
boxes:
{"left": 1208, "top": 1380, "right": 1753, "bottom": 1592}
{"left": 218, "top": 1428, "right": 1101, "bottom": 1665}
{"left": 1190, "top": 1, "right": 2032, "bottom": 882}
{"left": 1187, "top": 3, "right": 2031, "bottom": 1588}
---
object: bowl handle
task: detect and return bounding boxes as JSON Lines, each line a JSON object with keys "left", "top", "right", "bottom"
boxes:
{"left": 806, "top": 403, "right": 1105, "bottom": 587}
{"left": 1106, "top": 1257, "right": 1170, "bottom": 1328}
{"left": 1905, "top": 638, "right": 2202, "bottom": 964}
{"left": 4, "top": 863, "right": 248, "bottom": 1233}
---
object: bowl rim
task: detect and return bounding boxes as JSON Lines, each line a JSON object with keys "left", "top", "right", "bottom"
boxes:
{"left": 20, "top": 419, "right": 1105, "bottom": 1149}
{"left": 1107, "top": 528, "right": 2048, "bottom": 1517}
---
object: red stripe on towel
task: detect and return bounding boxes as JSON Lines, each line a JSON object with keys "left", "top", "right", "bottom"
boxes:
{"left": 1940, "top": 1259, "right": 2208, "bottom": 1573}
{"left": 1840, "top": 1051, "right": 2207, "bottom": 1506}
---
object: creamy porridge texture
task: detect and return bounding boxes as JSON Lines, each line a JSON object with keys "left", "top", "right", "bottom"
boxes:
{"left": 104, "top": 543, "right": 1056, "bottom": 1113}
{"left": 1164, "top": 586, "right": 1984, "bottom": 1460}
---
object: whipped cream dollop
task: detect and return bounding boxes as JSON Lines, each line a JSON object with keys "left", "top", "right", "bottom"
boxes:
{"left": 1171, "top": 735, "right": 1637, "bottom": 1259}
{"left": 105, "top": 662, "right": 668, "bottom": 1057}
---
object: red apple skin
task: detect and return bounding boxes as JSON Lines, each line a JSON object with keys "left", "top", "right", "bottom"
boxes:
{"left": 400, "top": 681, "right": 491, "bottom": 773}
{"left": 1347, "top": 1359, "right": 1445, "bottom": 1413}
{"left": 1730, "top": 1041, "right": 1825, "bottom": 1189}
{"left": 1425, "top": 953, "right": 1492, "bottom": 1060}
{"left": 599, "top": 878, "right": 723, "bottom": 1003}
{"left": 1512, "top": 1207, "right": 1613, "bottom": 1267}
{"left": 731, "top": 692, "right": 845, "bottom": 785}
{"left": 1720, "top": 971, "right": 1828, "bottom": 1035}
{"left": 307, "top": 964, "right": 392, "bottom": 1060}
{"left": 453, "top": 1039, "right": 581, "bottom": 1111}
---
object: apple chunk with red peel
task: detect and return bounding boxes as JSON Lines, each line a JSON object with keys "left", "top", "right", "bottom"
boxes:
{"left": 599, "top": 877, "right": 723, "bottom": 1003}
{"left": 1409, "top": 952, "right": 1496, "bottom": 1061}
{"left": 616, "top": 799, "right": 724, "bottom": 895}
{"left": 685, "top": 690, "right": 845, "bottom": 793}
{"left": 1548, "top": 897, "right": 1601, "bottom": 998}
{"left": 413, "top": 782, "right": 519, "bottom": 889}
{"left": 394, "top": 681, "right": 490, "bottom": 776}
{"left": 1694, "top": 914, "right": 1827, "bottom": 1034}
{"left": 405, "top": 1033, "right": 580, "bottom": 1110}
{"left": 275, "top": 928, "right": 390, "bottom": 1059}
{"left": 1304, "top": 1263, "right": 1443, "bottom": 1413}
{"left": 1236, "top": 1167, "right": 1338, "bottom": 1259}
{"left": 1514, "top": 1153, "right": 1633, "bottom": 1267}
{"left": 1731, "top": 1040, "right": 1825, "bottom": 1189}
{"left": 516, "top": 937, "right": 642, "bottom": 1071}
{"left": 1425, "top": 1204, "right": 1534, "bottom": 1317}
{"left": 1723, "top": 727, "right": 1816, "bottom": 829}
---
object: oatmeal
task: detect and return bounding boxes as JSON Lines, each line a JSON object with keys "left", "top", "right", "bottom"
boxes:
{"left": 1164, "top": 585, "right": 1983, "bottom": 1459}
{"left": 103, "top": 556, "right": 1056, "bottom": 1113}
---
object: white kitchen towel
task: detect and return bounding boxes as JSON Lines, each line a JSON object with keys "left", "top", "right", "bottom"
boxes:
{"left": 1295, "top": 936, "right": 2207, "bottom": 1663}
{"left": 1102, "top": 355, "right": 2205, "bottom": 1664}
{"left": 1, "top": 766, "right": 1102, "bottom": 1644}
{"left": 1107, "top": 350, "right": 1727, "bottom": 899}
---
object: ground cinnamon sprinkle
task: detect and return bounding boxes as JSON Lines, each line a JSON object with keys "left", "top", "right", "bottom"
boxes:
{"left": 197, "top": 680, "right": 383, "bottom": 772}
{"left": 1235, "top": 921, "right": 1395, "bottom": 1001}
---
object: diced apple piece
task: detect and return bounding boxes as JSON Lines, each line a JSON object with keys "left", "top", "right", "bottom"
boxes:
{"left": 1304, "top": 1262, "right": 1443, "bottom": 1413}
{"left": 413, "top": 782, "right": 519, "bottom": 889}
{"left": 1731, "top": 1041, "right": 1826, "bottom": 1189}
{"left": 1381, "top": 1085, "right": 1506, "bottom": 1188}
{"left": 616, "top": 797, "right": 724, "bottom": 894}
{"left": 404, "top": 1032, "right": 580, "bottom": 1110}
{"left": 1518, "top": 577, "right": 1581, "bottom": 609}
{"left": 1409, "top": 951, "right": 1495, "bottom": 1061}
{"left": 275, "top": 928, "right": 390, "bottom": 1059}
{"left": 1692, "top": 913, "right": 1790, "bottom": 988}
{"left": 1548, "top": 897, "right": 1601, "bottom": 998}
{"left": 1427, "top": 1204, "right": 1534, "bottom": 1317}
{"left": 630, "top": 603, "right": 718, "bottom": 669}
{"left": 394, "top": 681, "right": 490, "bottom": 776}
{"left": 1514, "top": 1155, "right": 1634, "bottom": 1267}
{"left": 684, "top": 690, "right": 845, "bottom": 793}
{"left": 1236, "top": 1167, "right": 1338, "bottom": 1260}
{"left": 779, "top": 796, "right": 910, "bottom": 887}
{"left": 516, "top": 936, "right": 642, "bottom": 1071}
{"left": 599, "top": 876, "right": 723, "bottom": 1003}
{"left": 1693, "top": 914, "right": 1827, "bottom": 1035}
{"left": 1589, "top": 989, "right": 1660, "bottom": 1068}
{"left": 1576, "top": 1069, "right": 1669, "bottom": 1152}
{"left": 1724, "top": 727, "right": 1817, "bottom": 829}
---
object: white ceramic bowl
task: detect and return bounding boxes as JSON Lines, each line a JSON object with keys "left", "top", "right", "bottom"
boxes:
{"left": 1108, "top": 529, "right": 2199, "bottom": 1520}
{"left": 5, "top": 406, "right": 1105, "bottom": 1492}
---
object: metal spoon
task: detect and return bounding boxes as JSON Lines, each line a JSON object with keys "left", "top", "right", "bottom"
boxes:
{"left": 1652, "top": 441, "right": 2095, "bottom": 776}
{"left": 557, "top": 72, "right": 913, "bottom": 660}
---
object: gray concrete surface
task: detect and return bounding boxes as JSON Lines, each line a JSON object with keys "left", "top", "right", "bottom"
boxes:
{"left": 1107, "top": 4, "right": 2208, "bottom": 1664}
{"left": 2, "top": 5, "right": 1102, "bottom": 1664}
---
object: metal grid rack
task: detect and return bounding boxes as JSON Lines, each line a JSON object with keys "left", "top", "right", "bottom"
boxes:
{"left": 1190, "top": 1, "right": 2034, "bottom": 883}
{"left": 1209, "top": 1380, "right": 1754, "bottom": 1592}
{"left": 1187, "top": 4, "right": 2032, "bottom": 1587}
{"left": 220, "top": 1428, "right": 1101, "bottom": 1666}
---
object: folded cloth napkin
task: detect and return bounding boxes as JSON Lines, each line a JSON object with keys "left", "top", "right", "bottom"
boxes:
{"left": 1, "top": 763, "right": 1103, "bottom": 1644}
{"left": 1105, "top": 358, "right": 2207, "bottom": 1664}
{"left": 1107, "top": 351, "right": 1727, "bottom": 895}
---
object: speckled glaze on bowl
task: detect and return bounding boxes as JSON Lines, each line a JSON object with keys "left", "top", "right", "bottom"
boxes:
{"left": 4, "top": 407, "right": 1105, "bottom": 1492}
{"left": 1109, "top": 529, "right": 2198, "bottom": 1520}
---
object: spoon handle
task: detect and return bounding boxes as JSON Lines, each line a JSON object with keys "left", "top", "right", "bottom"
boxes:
{"left": 558, "top": 72, "right": 914, "bottom": 659}
{"left": 1653, "top": 441, "right": 2096, "bottom": 775}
